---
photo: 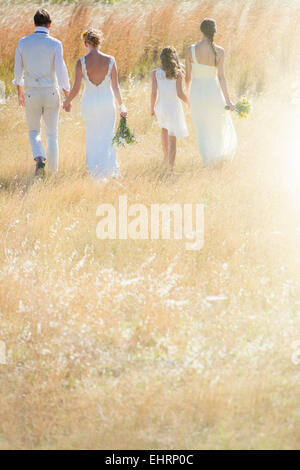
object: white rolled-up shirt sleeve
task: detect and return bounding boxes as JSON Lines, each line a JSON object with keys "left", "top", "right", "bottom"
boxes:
{"left": 55, "top": 42, "right": 70, "bottom": 92}
{"left": 12, "top": 41, "right": 24, "bottom": 86}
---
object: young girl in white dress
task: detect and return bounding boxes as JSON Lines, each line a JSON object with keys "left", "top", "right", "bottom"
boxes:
{"left": 151, "top": 47, "right": 189, "bottom": 169}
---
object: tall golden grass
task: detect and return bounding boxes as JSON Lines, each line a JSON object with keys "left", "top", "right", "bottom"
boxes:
{"left": 0, "top": 0, "right": 300, "bottom": 450}
{"left": 1, "top": 0, "right": 300, "bottom": 93}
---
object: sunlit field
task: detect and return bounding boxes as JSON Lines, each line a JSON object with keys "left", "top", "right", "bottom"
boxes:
{"left": 0, "top": 0, "right": 300, "bottom": 450}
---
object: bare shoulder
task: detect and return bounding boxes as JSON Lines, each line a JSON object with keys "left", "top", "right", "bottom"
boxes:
{"left": 105, "top": 53, "right": 115, "bottom": 62}
{"left": 185, "top": 45, "right": 193, "bottom": 58}
{"left": 100, "top": 52, "right": 114, "bottom": 59}
{"left": 215, "top": 45, "right": 225, "bottom": 59}
{"left": 109, "top": 55, "right": 116, "bottom": 69}
{"left": 99, "top": 52, "right": 114, "bottom": 63}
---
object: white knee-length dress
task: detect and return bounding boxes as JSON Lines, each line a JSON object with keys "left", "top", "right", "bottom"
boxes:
{"left": 154, "top": 68, "right": 188, "bottom": 139}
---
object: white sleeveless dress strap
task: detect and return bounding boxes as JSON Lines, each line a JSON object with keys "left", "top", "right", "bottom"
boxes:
{"left": 107, "top": 57, "right": 114, "bottom": 79}
{"left": 155, "top": 67, "right": 166, "bottom": 80}
{"left": 80, "top": 56, "right": 87, "bottom": 80}
{"left": 191, "top": 44, "right": 197, "bottom": 64}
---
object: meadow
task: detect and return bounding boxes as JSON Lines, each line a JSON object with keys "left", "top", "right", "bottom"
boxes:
{"left": 0, "top": 0, "right": 300, "bottom": 449}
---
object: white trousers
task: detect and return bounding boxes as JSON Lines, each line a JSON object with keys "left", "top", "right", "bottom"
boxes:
{"left": 25, "top": 87, "right": 60, "bottom": 172}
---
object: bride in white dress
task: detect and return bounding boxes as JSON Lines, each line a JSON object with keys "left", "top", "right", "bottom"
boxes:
{"left": 63, "top": 29, "right": 127, "bottom": 179}
{"left": 185, "top": 18, "right": 237, "bottom": 166}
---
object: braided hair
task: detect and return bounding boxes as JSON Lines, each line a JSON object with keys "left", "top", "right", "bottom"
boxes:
{"left": 200, "top": 18, "right": 217, "bottom": 65}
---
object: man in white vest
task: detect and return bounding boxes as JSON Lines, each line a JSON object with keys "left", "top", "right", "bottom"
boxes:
{"left": 13, "top": 8, "right": 70, "bottom": 175}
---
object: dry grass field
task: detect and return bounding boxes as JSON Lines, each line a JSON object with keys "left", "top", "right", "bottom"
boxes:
{"left": 0, "top": 0, "right": 300, "bottom": 450}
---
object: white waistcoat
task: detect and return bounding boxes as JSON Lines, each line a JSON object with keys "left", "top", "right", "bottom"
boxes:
{"left": 21, "top": 33, "right": 58, "bottom": 89}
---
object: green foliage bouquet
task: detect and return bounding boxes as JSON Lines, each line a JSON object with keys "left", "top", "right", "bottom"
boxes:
{"left": 112, "top": 117, "right": 136, "bottom": 147}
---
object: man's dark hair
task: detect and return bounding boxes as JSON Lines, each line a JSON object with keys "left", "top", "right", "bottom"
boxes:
{"left": 34, "top": 8, "right": 52, "bottom": 27}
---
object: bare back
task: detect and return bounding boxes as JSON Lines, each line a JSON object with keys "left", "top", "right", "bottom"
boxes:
{"left": 192, "top": 41, "right": 223, "bottom": 67}
{"left": 84, "top": 51, "right": 111, "bottom": 86}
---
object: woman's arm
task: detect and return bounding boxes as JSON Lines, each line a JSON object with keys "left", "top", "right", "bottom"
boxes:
{"left": 111, "top": 61, "right": 127, "bottom": 118}
{"left": 151, "top": 70, "right": 157, "bottom": 115}
{"left": 217, "top": 49, "right": 235, "bottom": 111}
{"left": 176, "top": 73, "right": 189, "bottom": 104}
{"left": 185, "top": 47, "right": 192, "bottom": 97}
{"left": 63, "top": 59, "right": 82, "bottom": 111}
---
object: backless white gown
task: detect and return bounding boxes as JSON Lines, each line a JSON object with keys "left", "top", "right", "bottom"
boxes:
{"left": 80, "top": 55, "right": 120, "bottom": 179}
{"left": 190, "top": 45, "right": 237, "bottom": 165}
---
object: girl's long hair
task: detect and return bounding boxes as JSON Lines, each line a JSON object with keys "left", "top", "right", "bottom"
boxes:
{"left": 160, "top": 47, "right": 183, "bottom": 79}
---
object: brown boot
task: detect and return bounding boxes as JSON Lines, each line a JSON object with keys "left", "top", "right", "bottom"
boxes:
{"left": 35, "top": 157, "right": 45, "bottom": 177}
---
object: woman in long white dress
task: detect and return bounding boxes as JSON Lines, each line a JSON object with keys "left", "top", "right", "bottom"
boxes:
{"left": 63, "top": 29, "right": 127, "bottom": 179}
{"left": 185, "top": 18, "right": 237, "bottom": 166}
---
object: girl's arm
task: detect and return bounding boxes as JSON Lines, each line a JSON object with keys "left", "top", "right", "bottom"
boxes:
{"left": 151, "top": 70, "right": 157, "bottom": 115}
{"left": 63, "top": 59, "right": 82, "bottom": 111}
{"left": 111, "top": 61, "right": 127, "bottom": 118}
{"left": 217, "top": 49, "right": 235, "bottom": 111}
{"left": 176, "top": 73, "right": 189, "bottom": 104}
{"left": 185, "top": 47, "right": 192, "bottom": 97}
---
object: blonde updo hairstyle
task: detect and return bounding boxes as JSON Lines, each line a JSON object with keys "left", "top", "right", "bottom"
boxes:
{"left": 82, "top": 28, "right": 104, "bottom": 49}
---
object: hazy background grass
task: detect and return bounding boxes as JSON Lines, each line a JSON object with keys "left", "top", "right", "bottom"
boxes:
{"left": 1, "top": 0, "right": 299, "bottom": 94}
{"left": 0, "top": 0, "right": 300, "bottom": 450}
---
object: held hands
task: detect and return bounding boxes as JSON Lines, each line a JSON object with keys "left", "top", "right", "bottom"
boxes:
{"left": 63, "top": 100, "right": 72, "bottom": 113}
{"left": 62, "top": 99, "right": 127, "bottom": 115}
{"left": 62, "top": 89, "right": 71, "bottom": 112}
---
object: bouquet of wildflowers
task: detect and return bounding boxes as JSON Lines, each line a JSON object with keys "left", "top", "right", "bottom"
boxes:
{"left": 225, "top": 97, "right": 251, "bottom": 119}
{"left": 112, "top": 117, "right": 136, "bottom": 147}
